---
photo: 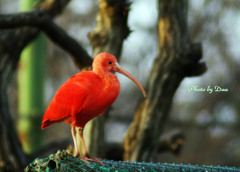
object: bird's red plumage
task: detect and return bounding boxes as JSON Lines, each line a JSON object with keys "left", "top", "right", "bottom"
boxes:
{"left": 42, "top": 53, "right": 121, "bottom": 129}
{"left": 41, "top": 52, "right": 146, "bottom": 164}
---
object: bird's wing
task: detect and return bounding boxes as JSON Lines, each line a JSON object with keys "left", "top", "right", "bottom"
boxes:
{"left": 42, "top": 72, "right": 103, "bottom": 128}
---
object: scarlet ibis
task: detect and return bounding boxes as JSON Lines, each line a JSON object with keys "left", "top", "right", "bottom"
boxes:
{"left": 41, "top": 52, "right": 146, "bottom": 164}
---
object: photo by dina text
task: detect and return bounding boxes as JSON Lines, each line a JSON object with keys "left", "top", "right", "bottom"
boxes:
{"left": 188, "top": 86, "right": 228, "bottom": 94}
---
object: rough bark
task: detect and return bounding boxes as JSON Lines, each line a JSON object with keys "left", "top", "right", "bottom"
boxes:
{"left": 0, "top": 0, "right": 92, "bottom": 170}
{"left": 85, "top": 0, "right": 131, "bottom": 157}
{"left": 88, "top": 0, "right": 131, "bottom": 57}
{"left": 123, "top": 0, "right": 206, "bottom": 162}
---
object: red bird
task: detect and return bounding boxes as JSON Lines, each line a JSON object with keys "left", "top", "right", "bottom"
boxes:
{"left": 41, "top": 52, "right": 146, "bottom": 164}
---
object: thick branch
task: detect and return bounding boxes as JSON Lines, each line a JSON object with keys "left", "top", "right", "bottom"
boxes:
{"left": 88, "top": 0, "right": 131, "bottom": 57}
{"left": 124, "top": 0, "right": 206, "bottom": 162}
{"left": 0, "top": 10, "right": 92, "bottom": 69}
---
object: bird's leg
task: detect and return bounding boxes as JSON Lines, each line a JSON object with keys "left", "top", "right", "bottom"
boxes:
{"left": 79, "top": 128, "right": 89, "bottom": 157}
{"left": 78, "top": 128, "right": 104, "bottom": 166}
{"left": 71, "top": 126, "right": 80, "bottom": 157}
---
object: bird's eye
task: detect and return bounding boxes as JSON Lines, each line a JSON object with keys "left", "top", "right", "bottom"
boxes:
{"left": 108, "top": 61, "right": 112, "bottom": 65}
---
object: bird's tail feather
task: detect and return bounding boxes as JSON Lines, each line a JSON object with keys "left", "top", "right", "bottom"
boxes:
{"left": 41, "top": 120, "right": 54, "bottom": 129}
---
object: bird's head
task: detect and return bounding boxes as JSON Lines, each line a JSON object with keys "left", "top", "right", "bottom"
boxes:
{"left": 93, "top": 52, "right": 118, "bottom": 72}
{"left": 93, "top": 52, "right": 147, "bottom": 98}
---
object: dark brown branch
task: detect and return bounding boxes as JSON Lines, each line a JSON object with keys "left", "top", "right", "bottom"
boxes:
{"left": 0, "top": 90, "right": 27, "bottom": 170}
{"left": 124, "top": 0, "right": 206, "bottom": 162}
{"left": 0, "top": 10, "right": 92, "bottom": 69}
{"left": 0, "top": 0, "right": 76, "bottom": 170}
{"left": 184, "top": 43, "right": 207, "bottom": 77}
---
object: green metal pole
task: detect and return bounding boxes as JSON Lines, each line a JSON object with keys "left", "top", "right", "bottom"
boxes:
{"left": 18, "top": 0, "right": 46, "bottom": 153}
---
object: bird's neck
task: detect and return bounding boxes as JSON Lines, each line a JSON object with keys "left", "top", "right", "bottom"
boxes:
{"left": 93, "top": 68, "right": 119, "bottom": 87}
{"left": 93, "top": 68, "right": 120, "bottom": 104}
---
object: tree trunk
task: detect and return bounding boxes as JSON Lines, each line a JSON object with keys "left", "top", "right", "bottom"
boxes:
{"left": 85, "top": 0, "right": 131, "bottom": 157}
{"left": 123, "top": 0, "right": 206, "bottom": 162}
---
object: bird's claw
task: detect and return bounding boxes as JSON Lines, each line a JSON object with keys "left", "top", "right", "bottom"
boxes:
{"left": 76, "top": 155, "right": 104, "bottom": 166}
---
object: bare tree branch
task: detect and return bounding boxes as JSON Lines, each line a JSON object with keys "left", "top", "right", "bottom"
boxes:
{"left": 0, "top": 10, "right": 92, "bottom": 70}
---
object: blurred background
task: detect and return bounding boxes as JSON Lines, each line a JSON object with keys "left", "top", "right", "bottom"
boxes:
{"left": 1, "top": 0, "right": 240, "bottom": 166}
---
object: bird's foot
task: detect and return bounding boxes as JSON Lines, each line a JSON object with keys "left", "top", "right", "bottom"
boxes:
{"left": 75, "top": 155, "right": 104, "bottom": 166}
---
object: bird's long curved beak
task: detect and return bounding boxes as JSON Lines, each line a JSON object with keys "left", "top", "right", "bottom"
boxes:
{"left": 115, "top": 63, "right": 147, "bottom": 98}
